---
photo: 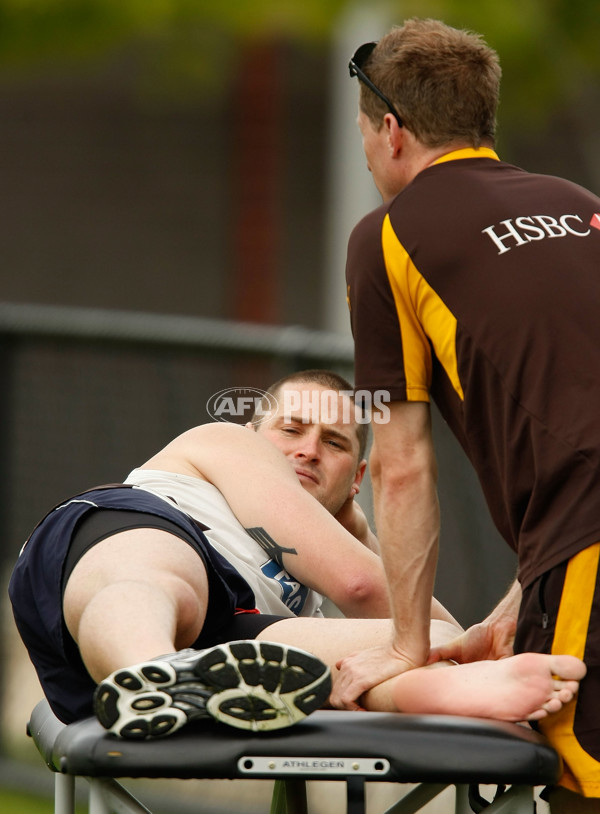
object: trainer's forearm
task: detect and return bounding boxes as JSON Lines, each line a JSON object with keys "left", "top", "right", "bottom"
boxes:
{"left": 371, "top": 438, "right": 439, "bottom": 667}
{"left": 485, "top": 578, "right": 521, "bottom": 634}
{"left": 374, "top": 481, "right": 439, "bottom": 667}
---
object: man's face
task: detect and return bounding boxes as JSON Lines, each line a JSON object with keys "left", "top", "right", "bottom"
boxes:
{"left": 255, "top": 382, "right": 365, "bottom": 516}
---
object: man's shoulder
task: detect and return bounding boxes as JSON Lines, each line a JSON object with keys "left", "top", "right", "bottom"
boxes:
{"left": 170, "top": 422, "right": 249, "bottom": 445}
{"left": 348, "top": 200, "right": 391, "bottom": 256}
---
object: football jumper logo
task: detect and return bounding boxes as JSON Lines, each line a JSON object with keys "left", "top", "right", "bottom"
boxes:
{"left": 260, "top": 559, "right": 310, "bottom": 613}
{"left": 482, "top": 214, "right": 591, "bottom": 254}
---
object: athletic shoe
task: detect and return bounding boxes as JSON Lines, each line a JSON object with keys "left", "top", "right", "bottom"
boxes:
{"left": 93, "top": 639, "right": 331, "bottom": 739}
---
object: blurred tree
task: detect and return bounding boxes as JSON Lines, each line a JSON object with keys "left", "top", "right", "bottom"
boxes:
{"left": 0, "top": 0, "right": 346, "bottom": 97}
{"left": 1, "top": 0, "right": 599, "bottom": 122}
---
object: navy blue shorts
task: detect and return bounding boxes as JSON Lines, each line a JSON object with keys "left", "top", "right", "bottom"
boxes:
{"left": 9, "top": 485, "right": 282, "bottom": 724}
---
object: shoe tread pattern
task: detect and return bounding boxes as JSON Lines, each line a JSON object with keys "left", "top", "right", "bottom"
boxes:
{"left": 94, "top": 640, "right": 331, "bottom": 738}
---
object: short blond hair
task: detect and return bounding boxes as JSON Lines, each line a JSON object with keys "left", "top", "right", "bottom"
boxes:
{"left": 359, "top": 18, "right": 501, "bottom": 148}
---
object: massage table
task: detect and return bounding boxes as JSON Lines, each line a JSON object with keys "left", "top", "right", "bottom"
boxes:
{"left": 27, "top": 698, "right": 559, "bottom": 814}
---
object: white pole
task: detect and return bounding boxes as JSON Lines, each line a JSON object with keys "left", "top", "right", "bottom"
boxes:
{"left": 321, "top": 1, "right": 393, "bottom": 335}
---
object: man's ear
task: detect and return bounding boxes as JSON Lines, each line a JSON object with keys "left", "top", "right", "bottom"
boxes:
{"left": 350, "top": 459, "right": 368, "bottom": 496}
{"left": 383, "top": 113, "right": 403, "bottom": 157}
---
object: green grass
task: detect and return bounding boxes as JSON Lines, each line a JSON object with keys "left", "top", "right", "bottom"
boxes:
{"left": 0, "top": 786, "right": 86, "bottom": 814}
{"left": 0, "top": 787, "right": 55, "bottom": 814}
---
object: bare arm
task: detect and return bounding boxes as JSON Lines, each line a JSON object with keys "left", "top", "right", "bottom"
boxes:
{"left": 430, "top": 578, "right": 520, "bottom": 664}
{"left": 483, "top": 578, "right": 521, "bottom": 645}
{"left": 335, "top": 467, "right": 458, "bottom": 621}
{"left": 370, "top": 401, "right": 439, "bottom": 666}
{"left": 335, "top": 488, "right": 457, "bottom": 623}
{"left": 142, "top": 422, "right": 391, "bottom": 618}
{"left": 330, "top": 401, "right": 440, "bottom": 707}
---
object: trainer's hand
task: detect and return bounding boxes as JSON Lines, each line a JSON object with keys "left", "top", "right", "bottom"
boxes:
{"left": 330, "top": 643, "right": 418, "bottom": 710}
{"left": 428, "top": 617, "right": 515, "bottom": 665}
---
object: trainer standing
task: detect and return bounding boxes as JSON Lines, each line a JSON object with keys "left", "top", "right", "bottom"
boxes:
{"left": 336, "top": 18, "right": 600, "bottom": 811}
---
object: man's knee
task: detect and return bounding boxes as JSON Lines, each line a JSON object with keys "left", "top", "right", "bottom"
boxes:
{"left": 63, "top": 530, "right": 210, "bottom": 643}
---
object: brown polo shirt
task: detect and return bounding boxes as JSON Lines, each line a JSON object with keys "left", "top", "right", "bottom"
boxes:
{"left": 346, "top": 148, "right": 600, "bottom": 587}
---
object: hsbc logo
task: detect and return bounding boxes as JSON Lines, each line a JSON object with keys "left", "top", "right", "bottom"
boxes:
{"left": 482, "top": 213, "right": 598, "bottom": 255}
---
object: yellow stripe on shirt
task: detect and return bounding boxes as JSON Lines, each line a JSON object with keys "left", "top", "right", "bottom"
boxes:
{"left": 432, "top": 147, "right": 500, "bottom": 166}
{"left": 381, "top": 214, "right": 464, "bottom": 401}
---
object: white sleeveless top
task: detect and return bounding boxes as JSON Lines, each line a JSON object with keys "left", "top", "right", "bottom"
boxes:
{"left": 124, "top": 468, "right": 324, "bottom": 619}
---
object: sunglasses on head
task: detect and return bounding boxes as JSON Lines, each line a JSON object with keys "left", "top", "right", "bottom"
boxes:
{"left": 348, "top": 42, "right": 403, "bottom": 128}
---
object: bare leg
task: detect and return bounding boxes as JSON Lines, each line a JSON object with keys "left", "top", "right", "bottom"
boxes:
{"left": 64, "top": 548, "right": 586, "bottom": 727}
{"left": 372, "top": 653, "right": 586, "bottom": 722}
{"left": 258, "top": 616, "right": 461, "bottom": 662}
{"left": 63, "top": 529, "right": 209, "bottom": 681}
{"left": 258, "top": 617, "right": 586, "bottom": 722}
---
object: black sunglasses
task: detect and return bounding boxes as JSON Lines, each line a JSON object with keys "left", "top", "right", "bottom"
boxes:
{"left": 348, "top": 42, "right": 403, "bottom": 128}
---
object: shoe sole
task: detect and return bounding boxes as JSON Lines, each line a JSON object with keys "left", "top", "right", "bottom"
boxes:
{"left": 94, "top": 640, "right": 331, "bottom": 739}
